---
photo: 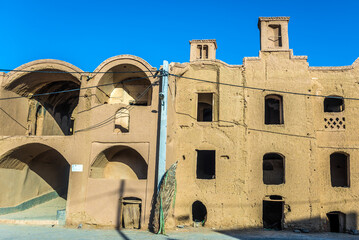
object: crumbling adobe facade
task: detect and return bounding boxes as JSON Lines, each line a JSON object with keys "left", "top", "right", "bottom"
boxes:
{"left": 0, "top": 17, "right": 358, "bottom": 232}
{"left": 167, "top": 17, "right": 359, "bottom": 232}
{"left": 0, "top": 56, "right": 159, "bottom": 228}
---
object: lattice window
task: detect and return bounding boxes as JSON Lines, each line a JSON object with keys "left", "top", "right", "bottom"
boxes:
{"left": 324, "top": 117, "right": 345, "bottom": 130}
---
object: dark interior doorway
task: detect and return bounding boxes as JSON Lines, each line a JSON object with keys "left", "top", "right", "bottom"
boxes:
{"left": 263, "top": 200, "right": 284, "bottom": 230}
{"left": 192, "top": 201, "right": 207, "bottom": 224}
{"left": 327, "top": 211, "right": 346, "bottom": 233}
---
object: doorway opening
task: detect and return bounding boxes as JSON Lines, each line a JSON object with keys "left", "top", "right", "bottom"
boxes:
{"left": 121, "top": 197, "right": 142, "bottom": 229}
{"left": 327, "top": 211, "right": 346, "bottom": 233}
{"left": 263, "top": 199, "right": 284, "bottom": 230}
{"left": 192, "top": 201, "right": 207, "bottom": 225}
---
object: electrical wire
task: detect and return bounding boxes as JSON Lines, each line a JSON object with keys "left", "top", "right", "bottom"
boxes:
{"left": 74, "top": 81, "right": 157, "bottom": 133}
{"left": 1, "top": 68, "right": 355, "bottom": 102}
{"left": 0, "top": 69, "right": 157, "bottom": 74}
{"left": 169, "top": 73, "right": 358, "bottom": 101}
{"left": 0, "top": 75, "right": 159, "bottom": 101}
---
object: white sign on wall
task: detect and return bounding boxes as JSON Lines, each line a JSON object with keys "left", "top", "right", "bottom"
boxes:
{"left": 71, "top": 164, "right": 83, "bottom": 172}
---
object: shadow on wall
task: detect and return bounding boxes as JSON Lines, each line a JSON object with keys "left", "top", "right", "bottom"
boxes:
{"left": 116, "top": 180, "right": 130, "bottom": 240}
{"left": 173, "top": 196, "right": 358, "bottom": 236}
{"left": 215, "top": 213, "right": 358, "bottom": 239}
{"left": 115, "top": 180, "right": 142, "bottom": 240}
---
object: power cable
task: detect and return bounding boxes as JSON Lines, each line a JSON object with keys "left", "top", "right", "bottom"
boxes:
{"left": 74, "top": 81, "right": 157, "bottom": 133}
{"left": 0, "top": 75, "right": 160, "bottom": 101}
{"left": 0, "top": 69, "right": 157, "bottom": 74}
{"left": 169, "top": 73, "right": 357, "bottom": 101}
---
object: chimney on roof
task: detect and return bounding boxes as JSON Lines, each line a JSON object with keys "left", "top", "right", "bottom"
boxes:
{"left": 189, "top": 39, "right": 217, "bottom": 62}
{"left": 258, "top": 17, "right": 290, "bottom": 51}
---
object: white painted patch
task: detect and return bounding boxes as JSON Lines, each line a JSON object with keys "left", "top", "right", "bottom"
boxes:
{"left": 71, "top": 164, "right": 83, "bottom": 172}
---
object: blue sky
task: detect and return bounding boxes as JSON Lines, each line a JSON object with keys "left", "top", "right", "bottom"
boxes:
{"left": 0, "top": 0, "right": 358, "bottom": 71}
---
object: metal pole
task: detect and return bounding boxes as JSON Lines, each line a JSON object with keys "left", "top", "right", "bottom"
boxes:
{"left": 157, "top": 60, "right": 168, "bottom": 189}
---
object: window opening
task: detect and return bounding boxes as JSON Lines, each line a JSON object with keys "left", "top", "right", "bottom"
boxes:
{"left": 34, "top": 105, "right": 44, "bottom": 136}
{"left": 69, "top": 117, "right": 75, "bottom": 135}
{"left": 327, "top": 211, "right": 346, "bottom": 233}
{"left": 203, "top": 45, "right": 209, "bottom": 59}
{"left": 269, "top": 24, "right": 282, "bottom": 47}
{"left": 115, "top": 108, "right": 130, "bottom": 133}
{"left": 330, "top": 153, "right": 349, "bottom": 187}
{"left": 197, "top": 45, "right": 202, "bottom": 59}
{"left": 263, "top": 199, "right": 284, "bottom": 230}
{"left": 192, "top": 201, "right": 207, "bottom": 225}
{"left": 324, "top": 97, "right": 344, "bottom": 112}
{"left": 269, "top": 195, "right": 283, "bottom": 200}
{"left": 196, "top": 150, "right": 215, "bottom": 179}
{"left": 263, "top": 153, "right": 284, "bottom": 185}
{"left": 265, "top": 95, "right": 283, "bottom": 124}
{"left": 197, "top": 93, "right": 213, "bottom": 122}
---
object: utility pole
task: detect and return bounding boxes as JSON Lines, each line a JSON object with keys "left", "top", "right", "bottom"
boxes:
{"left": 157, "top": 60, "right": 168, "bottom": 189}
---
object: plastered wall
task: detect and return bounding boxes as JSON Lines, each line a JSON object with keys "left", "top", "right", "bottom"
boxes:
{"left": 167, "top": 49, "right": 359, "bottom": 231}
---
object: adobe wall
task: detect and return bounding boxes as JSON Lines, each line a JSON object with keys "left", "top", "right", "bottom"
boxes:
{"left": 0, "top": 56, "right": 159, "bottom": 229}
{"left": 0, "top": 17, "right": 358, "bottom": 233}
{"left": 309, "top": 61, "right": 359, "bottom": 231}
{"left": 243, "top": 50, "right": 319, "bottom": 230}
{"left": 167, "top": 61, "right": 247, "bottom": 228}
{"left": 167, "top": 48, "right": 359, "bottom": 231}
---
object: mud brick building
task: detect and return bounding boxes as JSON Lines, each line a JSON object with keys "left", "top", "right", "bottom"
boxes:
{"left": 0, "top": 17, "right": 358, "bottom": 232}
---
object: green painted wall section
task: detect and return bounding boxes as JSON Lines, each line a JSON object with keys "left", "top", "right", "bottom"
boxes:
{"left": 0, "top": 191, "right": 59, "bottom": 215}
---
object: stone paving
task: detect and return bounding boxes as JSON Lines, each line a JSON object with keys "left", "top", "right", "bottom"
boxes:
{"left": 0, "top": 224, "right": 358, "bottom": 240}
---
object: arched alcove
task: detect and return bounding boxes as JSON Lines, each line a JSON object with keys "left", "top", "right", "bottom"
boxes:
{"left": 93, "top": 56, "right": 155, "bottom": 105}
{"left": 90, "top": 146, "right": 148, "bottom": 180}
{"left": 4, "top": 60, "right": 82, "bottom": 136}
{"left": 0, "top": 143, "right": 70, "bottom": 208}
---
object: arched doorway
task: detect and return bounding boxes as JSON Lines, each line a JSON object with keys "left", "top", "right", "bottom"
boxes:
{"left": 192, "top": 201, "right": 207, "bottom": 226}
